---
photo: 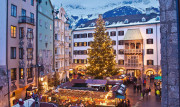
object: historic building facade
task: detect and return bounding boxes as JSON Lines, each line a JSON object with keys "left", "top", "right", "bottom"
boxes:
{"left": 72, "top": 13, "right": 161, "bottom": 77}
{"left": 7, "top": 0, "right": 37, "bottom": 106}
{"left": 54, "top": 7, "right": 71, "bottom": 82}
{"left": 37, "top": 0, "right": 54, "bottom": 88}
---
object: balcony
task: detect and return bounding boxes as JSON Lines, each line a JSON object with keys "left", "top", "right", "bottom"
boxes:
{"left": 19, "top": 16, "right": 35, "bottom": 26}
{"left": 125, "top": 63, "right": 142, "bottom": 67}
{"left": 27, "top": 78, "right": 33, "bottom": 84}
{"left": 124, "top": 49, "right": 143, "bottom": 54}
{"left": 11, "top": 81, "right": 17, "bottom": 91}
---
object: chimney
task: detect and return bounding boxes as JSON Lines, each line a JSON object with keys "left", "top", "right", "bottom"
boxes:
{"left": 146, "top": 8, "right": 151, "bottom": 15}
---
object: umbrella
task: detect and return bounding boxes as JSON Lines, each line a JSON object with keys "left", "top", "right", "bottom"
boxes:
{"left": 154, "top": 76, "right": 162, "bottom": 80}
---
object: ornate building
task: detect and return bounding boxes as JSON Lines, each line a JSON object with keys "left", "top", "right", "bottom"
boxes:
{"left": 7, "top": 0, "right": 37, "bottom": 106}
{"left": 72, "top": 12, "right": 161, "bottom": 77}
{"left": 54, "top": 7, "right": 71, "bottom": 83}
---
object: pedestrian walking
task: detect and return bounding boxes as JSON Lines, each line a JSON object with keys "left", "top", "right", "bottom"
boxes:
{"left": 133, "top": 83, "right": 136, "bottom": 93}
{"left": 127, "top": 99, "right": 130, "bottom": 107}
{"left": 149, "top": 87, "right": 151, "bottom": 96}
{"left": 139, "top": 85, "right": 141, "bottom": 92}
{"left": 156, "top": 89, "right": 160, "bottom": 100}
{"left": 145, "top": 89, "right": 149, "bottom": 96}
{"left": 137, "top": 85, "right": 139, "bottom": 92}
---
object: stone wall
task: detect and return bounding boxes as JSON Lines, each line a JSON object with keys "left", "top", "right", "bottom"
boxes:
{"left": 159, "top": 0, "right": 180, "bottom": 106}
{"left": 0, "top": 66, "right": 9, "bottom": 107}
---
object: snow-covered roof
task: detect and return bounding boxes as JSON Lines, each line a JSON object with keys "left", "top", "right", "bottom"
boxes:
{"left": 75, "top": 13, "right": 160, "bottom": 31}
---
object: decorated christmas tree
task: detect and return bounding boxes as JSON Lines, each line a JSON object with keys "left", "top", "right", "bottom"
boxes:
{"left": 87, "top": 15, "right": 118, "bottom": 79}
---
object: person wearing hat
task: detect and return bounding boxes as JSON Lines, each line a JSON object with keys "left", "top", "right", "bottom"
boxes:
{"left": 18, "top": 98, "right": 24, "bottom": 107}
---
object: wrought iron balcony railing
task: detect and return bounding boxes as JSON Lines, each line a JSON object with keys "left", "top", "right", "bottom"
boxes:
{"left": 19, "top": 16, "right": 35, "bottom": 25}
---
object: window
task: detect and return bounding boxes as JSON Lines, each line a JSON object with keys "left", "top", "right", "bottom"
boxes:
{"left": 106, "top": 32, "right": 109, "bottom": 36}
{"left": 119, "top": 40, "right": 124, "bottom": 45}
{"left": 19, "top": 48, "right": 23, "bottom": 59}
{"left": 27, "top": 28, "right": 33, "bottom": 39}
{"left": 39, "top": 19, "right": 42, "bottom": 26}
{"left": 56, "top": 62, "right": 58, "bottom": 68}
{"left": 23, "top": 0, "right": 26, "bottom": 2}
{"left": 11, "top": 68, "right": 16, "bottom": 81}
{"left": 21, "top": 9, "right": 26, "bottom": 16}
{"left": 119, "top": 49, "right": 124, "bottom": 54}
{"left": 39, "top": 33, "right": 42, "bottom": 41}
{"left": 84, "top": 42, "right": 87, "bottom": 46}
{"left": 27, "top": 48, "right": 33, "bottom": 59}
{"left": 147, "top": 60, "right": 154, "bottom": 65}
{"left": 74, "top": 42, "right": 77, "bottom": 47}
{"left": 88, "top": 33, "right": 93, "bottom": 38}
{"left": 19, "top": 27, "right": 24, "bottom": 39}
{"left": 84, "top": 59, "right": 87, "bottom": 64}
{"left": 55, "top": 48, "right": 57, "bottom": 54}
{"left": 45, "top": 22, "right": 48, "bottom": 29}
{"left": 118, "top": 31, "right": 124, "bottom": 36}
{"left": 11, "top": 4, "right": 17, "bottom": 17}
{"left": 31, "top": 0, "right": 34, "bottom": 6}
{"left": 114, "top": 50, "right": 116, "bottom": 55}
{"left": 147, "top": 49, "right": 153, "bottom": 54}
{"left": 147, "top": 39, "right": 153, "bottom": 44}
{"left": 19, "top": 68, "right": 24, "bottom": 79}
{"left": 11, "top": 26, "right": 16, "bottom": 38}
{"left": 88, "top": 42, "right": 92, "bottom": 46}
{"left": 118, "top": 60, "right": 124, "bottom": 65}
{"left": 110, "top": 31, "right": 116, "bottom": 36}
{"left": 112, "top": 41, "right": 116, "bottom": 45}
{"left": 146, "top": 28, "right": 153, "bottom": 34}
{"left": 11, "top": 47, "right": 16, "bottom": 59}
{"left": 55, "top": 34, "right": 57, "bottom": 40}
{"left": 50, "top": 24, "right": 52, "bottom": 30}
{"left": 74, "top": 34, "right": 77, "bottom": 39}
{"left": 74, "top": 59, "right": 77, "bottom": 64}
{"left": 30, "top": 13, "right": 34, "bottom": 23}
{"left": 27, "top": 68, "right": 32, "bottom": 78}
{"left": 79, "top": 42, "right": 82, "bottom": 46}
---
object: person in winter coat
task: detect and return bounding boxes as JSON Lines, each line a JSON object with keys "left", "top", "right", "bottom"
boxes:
{"left": 133, "top": 83, "right": 136, "bottom": 92}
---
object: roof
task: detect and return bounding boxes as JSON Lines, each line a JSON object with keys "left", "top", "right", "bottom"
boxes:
{"left": 75, "top": 13, "right": 160, "bottom": 31}
{"left": 124, "top": 29, "right": 143, "bottom": 40}
{"left": 71, "top": 79, "right": 86, "bottom": 84}
{"left": 85, "top": 79, "right": 107, "bottom": 85}
{"left": 107, "top": 80, "right": 122, "bottom": 85}
{"left": 59, "top": 81, "right": 73, "bottom": 88}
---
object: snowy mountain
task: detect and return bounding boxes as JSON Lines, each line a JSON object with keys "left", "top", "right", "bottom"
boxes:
{"left": 51, "top": 0, "right": 160, "bottom": 28}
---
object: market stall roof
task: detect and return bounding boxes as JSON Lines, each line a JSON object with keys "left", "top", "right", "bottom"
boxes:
{"left": 124, "top": 29, "right": 143, "bottom": 40}
{"left": 58, "top": 89, "right": 111, "bottom": 99}
{"left": 71, "top": 79, "right": 86, "bottom": 84}
{"left": 155, "top": 76, "right": 162, "bottom": 80}
{"left": 111, "top": 85, "right": 120, "bottom": 92}
{"left": 85, "top": 79, "right": 107, "bottom": 85}
{"left": 59, "top": 81, "right": 73, "bottom": 88}
{"left": 107, "top": 80, "right": 122, "bottom": 85}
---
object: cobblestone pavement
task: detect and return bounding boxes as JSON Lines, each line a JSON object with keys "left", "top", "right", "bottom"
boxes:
{"left": 126, "top": 79, "right": 161, "bottom": 107}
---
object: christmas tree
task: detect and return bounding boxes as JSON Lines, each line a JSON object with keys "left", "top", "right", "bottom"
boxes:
{"left": 87, "top": 15, "right": 118, "bottom": 79}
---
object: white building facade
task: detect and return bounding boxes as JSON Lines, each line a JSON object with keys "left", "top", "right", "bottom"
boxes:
{"left": 72, "top": 13, "right": 161, "bottom": 77}
{"left": 54, "top": 7, "right": 71, "bottom": 82}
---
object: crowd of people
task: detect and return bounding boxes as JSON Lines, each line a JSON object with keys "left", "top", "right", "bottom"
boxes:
{"left": 117, "top": 99, "right": 130, "bottom": 107}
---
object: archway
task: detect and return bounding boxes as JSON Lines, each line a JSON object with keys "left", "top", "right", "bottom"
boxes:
{"left": 145, "top": 69, "right": 155, "bottom": 76}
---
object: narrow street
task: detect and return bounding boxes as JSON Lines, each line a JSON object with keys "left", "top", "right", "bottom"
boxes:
{"left": 126, "top": 79, "right": 161, "bottom": 107}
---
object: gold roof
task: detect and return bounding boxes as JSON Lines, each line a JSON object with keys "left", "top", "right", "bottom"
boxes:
{"left": 124, "top": 29, "right": 143, "bottom": 40}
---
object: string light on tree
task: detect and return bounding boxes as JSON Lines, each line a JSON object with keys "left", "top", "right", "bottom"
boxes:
{"left": 87, "top": 15, "right": 118, "bottom": 79}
